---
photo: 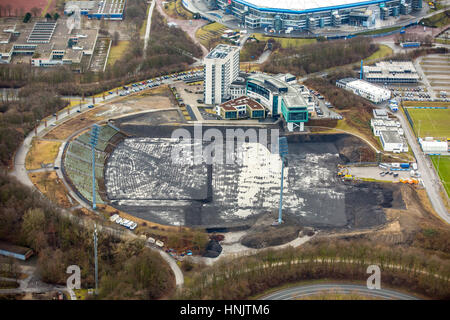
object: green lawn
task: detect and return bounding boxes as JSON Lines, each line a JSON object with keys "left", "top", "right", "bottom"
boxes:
{"left": 407, "top": 108, "right": 450, "bottom": 139}
{"left": 430, "top": 155, "right": 450, "bottom": 197}
{"left": 366, "top": 44, "right": 393, "bottom": 60}
{"left": 253, "top": 34, "right": 316, "bottom": 48}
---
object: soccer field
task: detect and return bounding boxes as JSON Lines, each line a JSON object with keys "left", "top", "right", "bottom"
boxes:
{"left": 430, "top": 155, "right": 450, "bottom": 197}
{"left": 407, "top": 108, "right": 450, "bottom": 138}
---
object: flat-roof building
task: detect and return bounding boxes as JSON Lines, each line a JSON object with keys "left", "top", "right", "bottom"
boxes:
{"left": 218, "top": 96, "right": 266, "bottom": 119}
{"left": 65, "top": 0, "right": 126, "bottom": 20}
{"left": 204, "top": 44, "right": 240, "bottom": 105}
{"left": 379, "top": 130, "right": 408, "bottom": 153}
{"left": 363, "top": 61, "right": 419, "bottom": 84}
{"left": 0, "top": 242, "right": 33, "bottom": 261}
{"left": 336, "top": 78, "right": 391, "bottom": 103}
{"left": 246, "top": 73, "right": 309, "bottom": 131}
{"left": 0, "top": 20, "right": 98, "bottom": 71}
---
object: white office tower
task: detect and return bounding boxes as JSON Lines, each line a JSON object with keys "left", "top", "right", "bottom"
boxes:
{"left": 204, "top": 44, "right": 240, "bottom": 105}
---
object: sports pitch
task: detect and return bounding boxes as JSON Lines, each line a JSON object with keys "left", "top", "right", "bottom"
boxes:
{"left": 407, "top": 108, "right": 450, "bottom": 138}
{"left": 430, "top": 155, "right": 450, "bottom": 197}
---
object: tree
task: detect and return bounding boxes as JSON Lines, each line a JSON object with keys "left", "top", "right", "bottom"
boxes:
{"left": 21, "top": 208, "right": 46, "bottom": 252}
{"left": 45, "top": 13, "right": 52, "bottom": 20}
{"left": 5, "top": 4, "right": 11, "bottom": 16}
{"left": 112, "top": 31, "right": 120, "bottom": 46}
{"left": 30, "top": 7, "right": 41, "bottom": 17}
{"left": 23, "top": 12, "right": 32, "bottom": 23}
{"left": 53, "top": 12, "right": 60, "bottom": 21}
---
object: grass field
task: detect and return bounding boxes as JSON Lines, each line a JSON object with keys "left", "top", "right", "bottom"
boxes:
{"left": 28, "top": 171, "right": 74, "bottom": 208}
{"left": 430, "top": 155, "right": 450, "bottom": 197}
{"left": 407, "top": 108, "right": 450, "bottom": 138}
{"left": 366, "top": 44, "right": 393, "bottom": 60}
{"left": 421, "top": 10, "right": 450, "bottom": 28}
{"left": 107, "top": 40, "right": 129, "bottom": 66}
{"left": 253, "top": 34, "right": 316, "bottom": 48}
{"left": 26, "top": 140, "right": 61, "bottom": 170}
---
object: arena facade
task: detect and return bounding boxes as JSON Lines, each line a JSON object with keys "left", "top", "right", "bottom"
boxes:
{"left": 213, "top": 0, "right": 423, "bottom": 29}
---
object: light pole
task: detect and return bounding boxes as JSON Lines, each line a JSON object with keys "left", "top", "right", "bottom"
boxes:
{"left": 93, "top": 224, "right": 98, "bottom": 295}
{"left": 89, "top": 124, "right": 100, "bottom": 209}
{"left": 278, "top": 137, "right": 289, "bottom": 225}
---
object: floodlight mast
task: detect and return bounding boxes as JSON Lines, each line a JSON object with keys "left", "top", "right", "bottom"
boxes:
{"left": 93, "top": 224, "right": 98, "bottom": 295}
{"left": 89, "top": 125, "right": 100, "bottom": 209}
{"left": 278, "top": 137, "right": 289, "bottom": 225}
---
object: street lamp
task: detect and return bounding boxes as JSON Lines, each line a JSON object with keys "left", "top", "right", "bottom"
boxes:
{"left": 89, "top": 124, "right": 100, "bottom": 209}
{"left": 277, "top": 137, "right": 289, "bottom": 225}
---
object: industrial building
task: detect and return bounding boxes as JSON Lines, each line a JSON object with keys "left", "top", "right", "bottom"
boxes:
{"left": 212, "top": 0, "right": 423, "bottom": 30}
{"left": 218, "top": 96, "right": 266, "bottom": 119}
{"left": 64, "top": 0, "right": 126, "bottom": 20}
{"left": 363, "top": 61, "right": 420, "bottom": 84}
{"left": 336, "top": 78, "right": 391, "bottom": 103}
{"left": 203, "top": 44, "right": 240, "bottom": 105}
{"left": 0, "top": 21, "right": 98, "bottom": 72}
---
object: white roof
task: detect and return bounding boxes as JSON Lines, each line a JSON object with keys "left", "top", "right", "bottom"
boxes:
{"left": 347, "top": 79, "right": 391, "bottom": 97}
{"left": 236, "top": 0, "right": 377, "bottom": 11}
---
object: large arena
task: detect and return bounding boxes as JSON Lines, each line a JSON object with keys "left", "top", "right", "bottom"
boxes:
{"left": 211, "top": 0, "right": 424, "bottom": 29}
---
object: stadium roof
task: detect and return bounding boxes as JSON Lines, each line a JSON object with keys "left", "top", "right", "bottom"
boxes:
{"left": 233, "top": 0, "right": 385, "bottom": 13}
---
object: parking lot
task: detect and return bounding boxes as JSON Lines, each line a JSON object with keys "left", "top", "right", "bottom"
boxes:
{"left": 387, "top": 85, "right": 433, "bottom": 101}
{"left": 347, "top": 166, "right": 413, "bottom": 182}
{"left": 309, "top": 89, "right": 343, "bottom": 120}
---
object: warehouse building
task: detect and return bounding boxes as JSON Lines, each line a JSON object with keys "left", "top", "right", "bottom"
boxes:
{"left": 203, "top": 44, "right": 240, "bottom": 105}
{"left": 336, "top": 78, "right": 391, "bottom": 103}
{"left": 363, "top": 61, "right": 419, "bottom": 84}
{"left": 213, "top": 0, "right": 423, "bottom": 30}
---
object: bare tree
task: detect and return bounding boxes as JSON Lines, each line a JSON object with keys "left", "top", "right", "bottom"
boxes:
{"left": 30, "top": 7, "right": 41, "bottom": 17}
{"left": 112, "top": 31, "right": 120, "bottom": 46}
{"left": 5, "top": 4, "right": 12, "bottom": 16}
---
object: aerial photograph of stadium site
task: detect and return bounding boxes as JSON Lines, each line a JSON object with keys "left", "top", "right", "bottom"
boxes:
{"left": 0, "top": 0, "right": 449, "bottom": 309}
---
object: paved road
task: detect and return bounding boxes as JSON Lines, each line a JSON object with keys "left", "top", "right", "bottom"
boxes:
{"left": 143, "top": 0, "right": 156, "bottom": 58}
{"left": 261, "top": 284, "right": 420, "bottom": 300}
{"left": 10, "top": 81, "right": 186, "bottom": 290}
{"left": 395, "top": 110, "right": 450, "bottom": 223}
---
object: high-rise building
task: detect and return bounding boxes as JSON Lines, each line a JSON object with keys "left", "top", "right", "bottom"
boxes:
{"left": 203, "top": 44, "right": 240, "bottom": 105}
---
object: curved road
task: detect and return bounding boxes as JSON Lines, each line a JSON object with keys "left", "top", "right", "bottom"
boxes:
{"left": 261, "top": 284, "right": 420, "bottom": 300}
{"left": 10, "top": 84, "right": 185, "bottom": 290}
